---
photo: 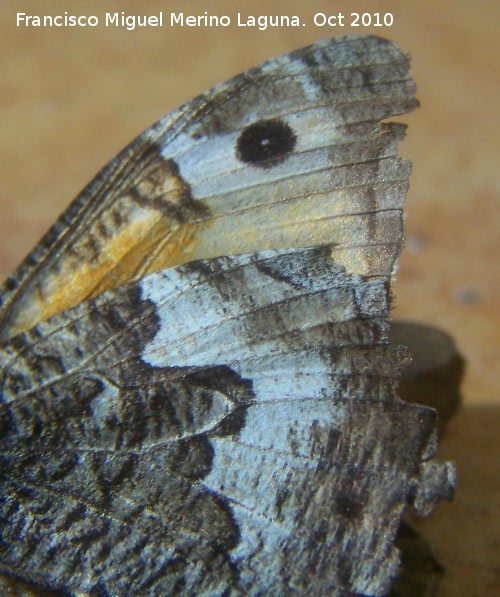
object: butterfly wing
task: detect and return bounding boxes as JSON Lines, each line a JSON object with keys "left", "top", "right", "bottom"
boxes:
{"left": 0, "top": 248, "right": 454, "bottom": 596}
{"left": 0, "top": 35, "right": 417, "bottom": 342}
{"left": 0, "top": 34, "right": 455, "bottom": 596}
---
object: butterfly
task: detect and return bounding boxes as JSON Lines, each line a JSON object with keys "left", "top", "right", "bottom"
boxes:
{"left": 0, "top": 35, "right": 455, "bottom": 596}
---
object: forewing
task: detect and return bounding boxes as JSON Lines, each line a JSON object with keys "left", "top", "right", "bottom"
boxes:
{"left": 0, "top": 35, "right": 417, "bottom": 341}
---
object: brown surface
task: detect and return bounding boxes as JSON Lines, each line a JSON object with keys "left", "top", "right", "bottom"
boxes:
{"left": 390, "top": 321, "right": 464, "bottom": 431}
{"left": 1, "top": 0, "right": 498, "bottom": 595}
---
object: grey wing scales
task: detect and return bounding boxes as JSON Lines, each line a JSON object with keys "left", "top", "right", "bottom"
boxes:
{"left": 0, "top": 248, "right": 454, "bottom": 596}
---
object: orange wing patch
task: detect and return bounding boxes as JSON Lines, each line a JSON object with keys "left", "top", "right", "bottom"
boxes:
{"left": 0, "top": 150, "right": 212, "bottom": 340}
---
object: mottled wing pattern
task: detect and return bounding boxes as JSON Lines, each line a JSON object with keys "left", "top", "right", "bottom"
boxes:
{"left": 0, "top": 35, "right": 455, "bottom": 597}
{"left": 0, "top": 35, "right": 417, "bottom": 342}
{"left": 0, "top": 248, "right": 453, "bottom": 596}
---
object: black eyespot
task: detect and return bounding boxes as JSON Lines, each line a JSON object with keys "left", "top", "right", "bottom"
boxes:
{"left": 236, "top": 118, "right": 297, "bottom": 168}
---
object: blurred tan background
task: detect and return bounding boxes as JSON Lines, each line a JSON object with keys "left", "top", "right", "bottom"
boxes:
{"left": 1, "top": 1, "right": 498, "bottom": 595}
